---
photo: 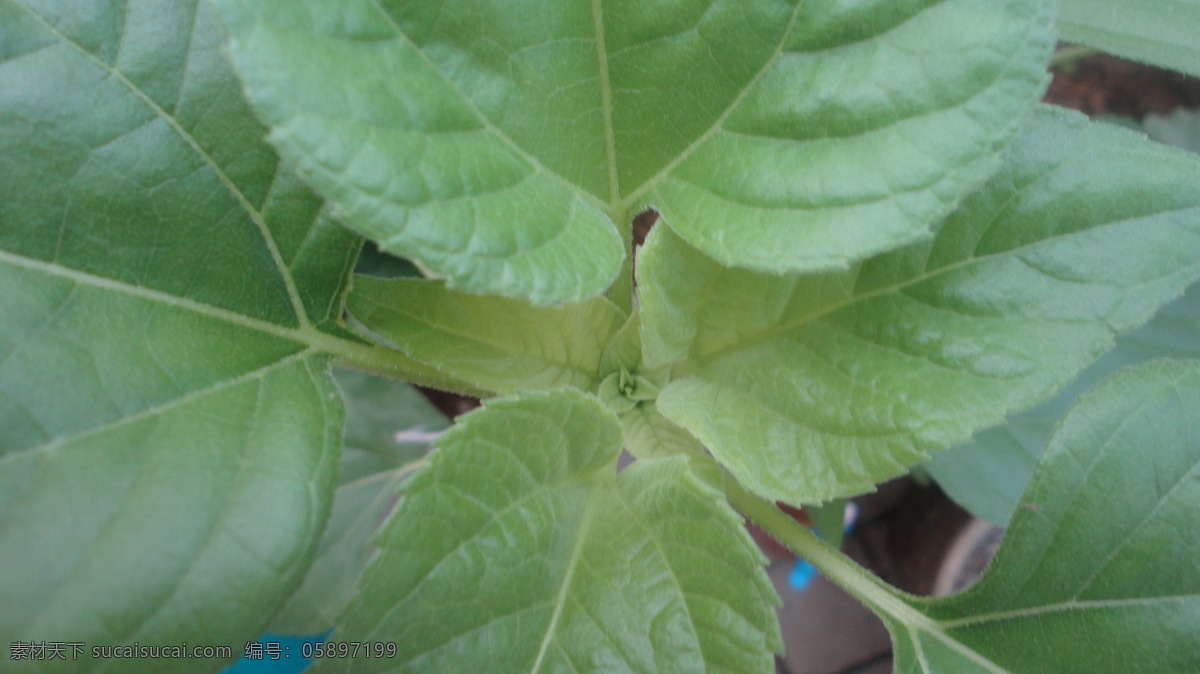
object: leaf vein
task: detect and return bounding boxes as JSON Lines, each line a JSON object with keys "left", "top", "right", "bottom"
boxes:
{"left": 11, "top": 1, "right": 312, "bottom": 327}
{"left": 695, "top": 204, "right": 1200, "bottom": 362}
{"left": 617, "top": 0, "right": 807, "bottom": 209}
{"left": 360, "top": 0, "right": 608, "bottom": 210}
{"left": 530, "top": 494, "right": 596, "bottom": 673}
{"left": 1002, "top": 375, "right": 1196, "bottom": 607}
{"left": 0, "top": 352, "right": 314, "bottom": 467}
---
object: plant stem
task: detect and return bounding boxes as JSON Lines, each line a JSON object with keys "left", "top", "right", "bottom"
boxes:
{"left": 306, "top": 330, "right": 488, "bottom": 397}
{"left": 724, "top": 478, "right": 936, "bottom": 631}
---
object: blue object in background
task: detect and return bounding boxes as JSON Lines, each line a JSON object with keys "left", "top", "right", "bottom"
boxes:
{"left": 222, "top": 633, "right": 329, "bottom": 674}
{"left": 786, "top": 502, "right": 859, "bottom": 592}
{"left": 788, "top": 559, "right": 819, "bottom": 589}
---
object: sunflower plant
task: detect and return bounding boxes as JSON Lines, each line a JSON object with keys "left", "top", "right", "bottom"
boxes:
{"left": 2, "top": 0, "right": 1199, "bottom": 671}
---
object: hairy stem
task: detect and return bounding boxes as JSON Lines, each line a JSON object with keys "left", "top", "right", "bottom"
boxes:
{"left": 308, "top": 330, "right": 489, "bottom": 397}
{"left": 724, "top": 478, "right": 933, "bottom": 630}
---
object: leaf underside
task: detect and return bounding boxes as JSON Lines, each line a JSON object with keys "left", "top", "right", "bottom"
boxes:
{"left": 213, "top": 0, "right": 1054, "bottom": 303}
{"left": 640, "top": 107, "right": 1200, "bottom": 505}
{"left": 324, "top": 390, "right": 781, "bottom": 674}
{"left": 1058, "top": 0, "right": 1200, "bottom": 78}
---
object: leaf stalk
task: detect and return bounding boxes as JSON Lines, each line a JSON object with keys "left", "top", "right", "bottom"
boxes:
{"left": 723, "top": 477, "right": 935, "bottom": 631}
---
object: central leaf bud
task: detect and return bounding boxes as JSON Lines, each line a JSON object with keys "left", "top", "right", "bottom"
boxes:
{"left": 598, "top": 368, "right": 660, "bottom": 415}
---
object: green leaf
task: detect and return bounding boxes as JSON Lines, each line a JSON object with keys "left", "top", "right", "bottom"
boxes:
{"left": 890, "top": 360, "right": 1200, "bottom": 671}
{"left": 927, "top": 280, "right": 1200, "bottom": 524}
{"left": 270, "top": 369, "right": 450, "bottom": 635}
{"left": 0, "top": 0, "right": 355, "bottom": 666}
{"left": 213, "top": 0, "right": 1053, "bottom": 299}
{"left": 640, "top": 106, "right": 1200, "bottom": 505}
{"left": 644, "top": 0, "right": 1054, "bottom": 274}
{"left": 211, "top": 0, "right": 625, "bottom": 304}
{"left": 1058, "top": 0, "right": 1200, "bottom": 78}
{"left": 621, "top": 402, "right": 707, "bottom": 462}
{"left": 0, "top": 360, "right": 341, "bottom": 670}
{"left": 323, "top": 389, "right": 781, "bottom": 673}
{"left": 927, "top": 110, "right": 1200, "bottom": 525}
{"left": 347, "top": 275, "right": 626, "bottom": 394}
{"left": 592, "top": 310, "right": 707, "bottom": 461}
{"left": 599, "top": 309, "right": 645, "bottom": 377}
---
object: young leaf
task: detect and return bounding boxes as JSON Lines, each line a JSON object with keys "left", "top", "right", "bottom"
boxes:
{"left": 640, "top": 106, "right": 1200, "bottom": 505}
{"left": 213, "top": 0, "right": 1053, "bottom": 299}
{"left": 0, "top": 0, "right": 354, "bottom": 663}
{"left": 347, "top": 276, "right": 625, "bottom": 394}
{"left": 593, "top": 311, "right": 707, "bottom": 461}
{"left": 269, "top": 369, "right": 450, "bottom": 635}
{"left": 599, "top": 310, "right": 645, "bottom": 377}
{"left": 1058, "top": 0, "right": 1200, "bottom": 78}
{"left": 620, "top": 403, "right": 709, "bottom": 462}
{"left": 324, "top": 390, "right": 781, "bottom": 673}
{"left": 927, "top": 280, "right": 1200, "bottom": 524}
{"left": 891, "top": 360, "right": 1200, "bottom": 671}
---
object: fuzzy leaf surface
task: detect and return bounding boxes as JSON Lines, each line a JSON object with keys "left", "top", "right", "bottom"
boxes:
{"left": 1059, "top": 0, "right": 1200, "bottom": 78}
{"left": 0, "top": 0, "right": 355, "bottom": 668}
{"left": 593, "top": 311, "right": 706, "bottom": 461}
{"left": 889, "top": 360, "right": 1200, "bottom": 672}
{"left": 213, "top": 0, "right": 1053, "bottom": 300}
{"left": 927, "top": 114, "right": 1200, "bottom": 524}
{"left": 348, "top": 276, "right": 625, "bottom": 394}
{"left": 323, "top": 390, "right": 781, "bottom": 673}
{"left": 927, "top": 280, "right": 1200, "bottom": 524}
{"left": 641, "top": 107, "right": 1200, "bottom": 504}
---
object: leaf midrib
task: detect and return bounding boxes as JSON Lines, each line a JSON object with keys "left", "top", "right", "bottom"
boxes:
{"left": 0, "top": 349, "right": 310, "bottom": 466}
{"left": 13, "top": 0, "right": 313, "bottom": 330}
{"left": 359, "top": 0, "right": 605, "bottom": 214}
{"left": 374, "top": 472, "right": 604, "bottom": 666}
{"left": 0, "top": 250, "right": 309, "bottom": 344}
{"left": 591, "top": 0, "right": 619, "bottom": 205}
{"left": 115, "top": 368, "right": 276, "bottom": 647}
{"left": 612, "top": 1, "right": 809, "bottom": 213}
{"left": 832, "top": 559, "right": 1011, "bottom": 673}
{"left": 358, "top": 0, "right": 808, "bottom": 216}
{"left": 0, "top": 248, "right": 464, "bottom": 397}
{"left": 893, "top": 592, "right": 1190, "bottom": 668}
{"left": 901, "top": 622, "right": 1012, "bottom": 673}
{"left": 530, "top": 488, "right": 599, "bottom": 673}
{"left": 998, "top": 370, "right": 1200, "bottom": 608}
{"left": 938, "top": 593, "right": 1200, "bottom": 631}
